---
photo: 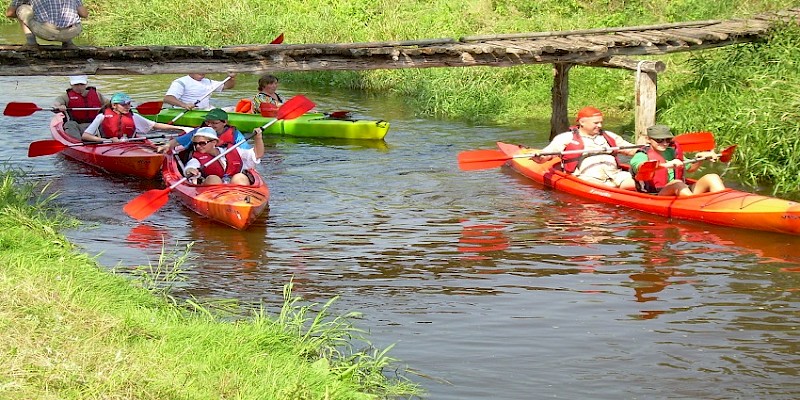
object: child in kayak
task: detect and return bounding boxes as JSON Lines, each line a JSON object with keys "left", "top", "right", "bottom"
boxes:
{"left": 630, "top": 124, "right": 725, "bottom": 196}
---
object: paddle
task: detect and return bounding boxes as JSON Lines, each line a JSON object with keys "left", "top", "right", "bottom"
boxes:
{"left": 28, "top": 137, "right": 150, "bottom": 157}
{"left": 673, "top": 131, "right": 715, "bottom": 152}
{"left": 167, "top": 76, "right": 232, "bottom": 124}
{"left": 3, "top": 101, "right": 163, "bottom": 117}
{"left": 270, "top": 33, "right": 285, "bottom": 44}
{"left": 458, "top": 145, "right": 644, "bottom": 171}
{"left": 634, "top": 145, "right": 737, "bottom": 181}
{"left": 123, "top": 95, "right": 316, "bottom": 221}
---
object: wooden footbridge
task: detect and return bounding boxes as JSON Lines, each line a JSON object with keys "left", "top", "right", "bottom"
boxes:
{"left": 1, "top": 8, "right": 798, "bottom": 139}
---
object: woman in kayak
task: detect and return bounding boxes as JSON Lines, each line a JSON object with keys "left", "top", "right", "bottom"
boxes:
{"left": 532, "top": 106, "right": 639, "bottom": 190}
{"left": 251, "top": 74, "right": 283, "bottom": 116}
{"left": 630, "top": 124, "right": 725, "bottom": 196}
{"left": 81, "top": 92, "right": 189, "bottom": 142}
{"left": 183, "top": 127, "right": 264, "bottom": 185}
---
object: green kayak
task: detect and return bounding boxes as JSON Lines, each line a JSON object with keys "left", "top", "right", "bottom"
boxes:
{"left": 144, "top": 109, "right": 390, "bottom": 140}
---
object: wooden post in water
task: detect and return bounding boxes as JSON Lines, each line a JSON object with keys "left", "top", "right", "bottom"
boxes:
{"left": 634, "top": 63, "right": 659, "bottom": 144}
{"left": 550, "top": 63, "right": 572, "bottom": 140}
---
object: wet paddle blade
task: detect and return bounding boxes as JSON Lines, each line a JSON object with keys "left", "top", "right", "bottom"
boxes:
{"left": 674, "top": 131, "right": 715, "bottom": 152}
{"left": 457, "top": 149, "right": 511, "bottom": 171}
{"left": 133, "top": 101, "right": 163, "bottom": 115}
{"left": 28, "top": 140, "right": 67, "bottom": 157}
{"left": 719, "top": 145, "right": 736, "bottom": 163}
{"left": 635, "top": 160, "right": 659, "bottom": 181}
{"left": 277, "top": 95, "right": 315, "bottom": 120}
{"left": 270, "top": 33, "right": 285, "bottom": 44}
{"left": 4, "top": 102, "right": 43, "bottom": 117}
{"left": 123, "top": 188, "right": 172, "bottom": 220}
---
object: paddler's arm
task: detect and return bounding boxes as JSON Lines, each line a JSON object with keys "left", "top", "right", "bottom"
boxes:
{"left": 252, "top": 128, "right": 265, "bottom": 159}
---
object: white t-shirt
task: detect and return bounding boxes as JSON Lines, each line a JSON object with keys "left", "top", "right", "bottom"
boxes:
{"left": 185, "top": 147, "right": 261, "bottom": 174}
{"left": 165, "top": 75, "right": 225, "bottom": 110}
{"left": 83, "top": 112, "right": 157, "bottom": 137}
{"left": 540, "top": 130, "right": 636, "bottom": 184}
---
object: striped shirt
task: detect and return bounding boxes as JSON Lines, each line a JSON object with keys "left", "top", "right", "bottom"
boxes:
{"left": 11, "top": 0, "right": 83, "bottom": 28}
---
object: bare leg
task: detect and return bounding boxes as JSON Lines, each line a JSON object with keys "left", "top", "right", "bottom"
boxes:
{"left": 618, "top": 177, "right": 636, "bottom": 191}
{"left": 202, "top": 175, "right": 223, "bottom": 185}
{"left": 230, "top": 173, "right": 251, "bottom": 185}
{"left": 658, "top": 180, "right": 692, "bottom": 197}
{"left": 691, "top": 174, "right": 725, "bottom": 194}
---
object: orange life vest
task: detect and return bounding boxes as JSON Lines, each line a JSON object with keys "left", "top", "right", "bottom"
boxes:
{"left": 561, "top": 129, "right": 619, "bottom": 173}
{"left": 66, "top": 87, "right": 102, "bottom": 123}
{"left": 634, "top": 144, "right": 685, "bottom": 193}
{"left": 100, "top": 108, "right": 136, "bottom": 139}
{"left": 192, "top": 148, "right": 244, "bottom": 179}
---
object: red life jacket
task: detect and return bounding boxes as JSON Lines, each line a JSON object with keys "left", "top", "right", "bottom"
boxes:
{"left": 217, "top": 126, "right": 238, "bottom": 148}
{"left": 561, "top": 129, "right": 619, "bottom": 173}
{"left": 192, "top": 148, "right": 244, "bottom": 179}
{"left": 634, "top": 144, "right": 685, "bottom": 193}
{"left": 66, "top": 87, "right": 102, "bottom": 123}
{"left": 100, "top": 108, "right": 136, "bottom": 139}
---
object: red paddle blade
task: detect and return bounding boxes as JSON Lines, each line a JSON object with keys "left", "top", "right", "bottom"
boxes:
{"left": 4, "top": 102, "right": 43, "bottom": 117}
{"left": 719, "top": 145, "right": 736, "bottom": 163}
{"left": 276, "top": 95, "right": 315, "bottom": 120}
{"left": 28, "top": 140, "right": 67, "bottom": 157}
{"left": 134, "top": 101, "right": 163, "bottom": 115}
{"left": 674, "top": 131, "right": 715, "bottom": 152}
{"left": 270, "top": 33, "right": 285, "bottom": 44}
{"left": 123, "top": 188, "right": 172, "bottom": 220}
{"left": 328, "top": 110, "right": 351, "bottom": 119}
{"left": 457, "top": 149, "right": 511, "bottom": 171}
{"left": 634, "top": 160, "right": 659, "bottom": 181}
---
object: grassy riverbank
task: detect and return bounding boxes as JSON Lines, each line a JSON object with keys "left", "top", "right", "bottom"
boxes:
{"left": 0, "top": 172, "right": 419, "bottom": 399}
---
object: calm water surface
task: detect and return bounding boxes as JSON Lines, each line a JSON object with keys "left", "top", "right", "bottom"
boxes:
{"left": 1, "top": 70, "right": 799, "bottom": 399}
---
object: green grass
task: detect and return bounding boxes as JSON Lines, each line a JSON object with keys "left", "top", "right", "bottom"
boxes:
{"left": 0, "top": 171, "right": 420, "bottom": 399}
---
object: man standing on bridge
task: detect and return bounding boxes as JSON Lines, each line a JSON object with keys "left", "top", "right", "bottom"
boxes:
{"left": 5, "top": 0, "right": 88, "bottom": 49}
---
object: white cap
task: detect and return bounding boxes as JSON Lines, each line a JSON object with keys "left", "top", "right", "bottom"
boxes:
{"left": 69, "top": 75, "right": 88, "bottom": 85}
{"left": 193, "top": 127, "right": 219, "bottom": 140}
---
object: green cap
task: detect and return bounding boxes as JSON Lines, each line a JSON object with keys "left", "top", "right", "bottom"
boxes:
{"left": 111, "top": 92, "right": 132, "bottom": 104}
{"left": 205, "top": 108, "right": 228, "bottom": 121}
{"left": 646, "top": 124, "right": 674, "bottom": 139}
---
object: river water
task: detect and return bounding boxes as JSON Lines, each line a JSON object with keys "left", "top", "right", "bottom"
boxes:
{"left": 2, "top": 66, "right": 800, "bottom": 399}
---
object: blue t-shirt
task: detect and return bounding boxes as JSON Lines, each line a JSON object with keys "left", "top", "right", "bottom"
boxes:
{"left": 176, "top": 127, "right": 253, "bottom": 150}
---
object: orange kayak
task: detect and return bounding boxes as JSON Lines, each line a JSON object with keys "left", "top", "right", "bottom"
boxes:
{"left": 497, "top": 142, "right": 800, "bottom": 235}
{"left": 161, "top": 154, "right": 269, "bottom": 230}
{"left": 49, "top": 114, "right": 164, "bottom": 179}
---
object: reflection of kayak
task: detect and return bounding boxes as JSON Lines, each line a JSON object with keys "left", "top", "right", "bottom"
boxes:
{"left": 49, "top": 114, "right": 164, "bottom": 179}
{"left": 497, "top": 142, "right": 800, "bottom": 235}
{"left": 144, "top": 109, "right": 390, "bottom": 140}
{"left": 161, "top": 154, "right": 269, "bottom": 230}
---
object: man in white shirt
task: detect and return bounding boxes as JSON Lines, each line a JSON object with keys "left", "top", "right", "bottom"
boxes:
{"left": 163, "top": 73, "right": 236, "bottom": 111}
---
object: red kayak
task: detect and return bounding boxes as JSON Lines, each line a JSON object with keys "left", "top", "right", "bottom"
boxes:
{"left": 161, "top": 153, "right": 269, "bottom": 230}
{"left": 49, "top": 114, "right": 164, "bottom": 179}
{"left": 496, "top": 142, "right": 800, "bottom": 235}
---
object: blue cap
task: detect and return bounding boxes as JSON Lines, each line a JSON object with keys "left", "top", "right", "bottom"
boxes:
{"left": 111, "top": 92, "right": 132, "bottom": 104}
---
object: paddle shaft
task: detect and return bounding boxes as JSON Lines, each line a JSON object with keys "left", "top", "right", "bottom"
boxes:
{"left": 513, "top": 144, "right": 643, "bottom": 160}
{"left": 168, "top": 76, "right": 232, "bottom": 124}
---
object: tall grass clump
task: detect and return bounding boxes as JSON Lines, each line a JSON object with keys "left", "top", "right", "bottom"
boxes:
{"left": 659, "top": 23, "right": 800, "bottom": 194}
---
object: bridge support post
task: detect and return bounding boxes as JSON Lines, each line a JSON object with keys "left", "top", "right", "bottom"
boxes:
{"left": 634, "top": 68, "right": 658, "bottom": 144}
{"left": 550, "top": 63, "right": 572, "bottom": 140}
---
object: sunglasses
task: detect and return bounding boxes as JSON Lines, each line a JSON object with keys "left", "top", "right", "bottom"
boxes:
{"left": 115, "top": 102, "right": 132, "bottom": 106}
{"left": 193, "top": 140, "right": 214, "bottom": 146}
{"left": 651, "top": 138, "right": 672, "bottom": 144}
